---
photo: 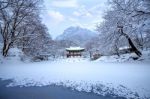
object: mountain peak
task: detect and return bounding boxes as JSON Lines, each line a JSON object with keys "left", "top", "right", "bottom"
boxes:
{"left": 56, "top": 26, "right": 98, "bottom": 46}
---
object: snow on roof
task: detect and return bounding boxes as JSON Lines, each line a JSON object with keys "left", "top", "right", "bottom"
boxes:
{"left": 66, "top": 47, "right": 84, "bottom": 51}
{"left": 119, "top": 46, "right": 131, "bottom": 50}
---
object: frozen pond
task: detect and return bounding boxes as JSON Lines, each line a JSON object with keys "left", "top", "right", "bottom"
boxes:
{"left": 0, "top": 79, "right": 125, "bottom": 99}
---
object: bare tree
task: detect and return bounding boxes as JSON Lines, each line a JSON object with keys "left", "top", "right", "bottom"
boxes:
{"left": 96, "top": 0, "right": 150, "bottom": 57}
{"left": 0, "top": 0, "right": 10, "bottom": 10}
{"left": 0, "top": 0, "right": 42, "bottom": 56}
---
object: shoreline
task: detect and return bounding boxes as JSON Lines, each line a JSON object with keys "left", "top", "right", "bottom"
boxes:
{"left": 0, "top": 79, "right": 125, "bottom": 99}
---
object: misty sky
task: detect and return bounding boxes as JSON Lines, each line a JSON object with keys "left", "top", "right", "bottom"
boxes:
{"left": 42, "top": 0, "right": 107, "bottom": 38}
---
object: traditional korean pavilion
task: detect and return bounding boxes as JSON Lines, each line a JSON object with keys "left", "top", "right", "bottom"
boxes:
{"left": 66, "top": 47, "right": 85, "bottom": 58}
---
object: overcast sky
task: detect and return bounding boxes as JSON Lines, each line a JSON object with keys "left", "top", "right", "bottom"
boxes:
{"left": 42, "top": 0, "right": 107, "bottom": 38}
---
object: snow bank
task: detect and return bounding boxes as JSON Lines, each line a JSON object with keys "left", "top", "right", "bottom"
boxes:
{"left": 0, "top": 48, "right": 24, "bottom": 64}
{"left": 96, "top": 50, "right": 150, "bottom": 62}
{"left": 55, "top": 58, "right": 89, "bottom": 63}
{"left": 0, "top": 58, "right": 150, "bottom": 99}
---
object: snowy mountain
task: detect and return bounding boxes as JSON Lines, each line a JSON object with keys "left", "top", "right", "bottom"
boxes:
{"left": 56, "top": 26, "right": 98, "bottom": 46}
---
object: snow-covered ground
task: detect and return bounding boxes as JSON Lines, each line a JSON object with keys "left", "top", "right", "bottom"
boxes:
{"left": 97, "top": 49, "right": 150, "bottom": 62}
{"left": 0, "top": 57, "right": 150, "bottom": 99}
{"left": 0, "top": 48, "right": 150, "bottom": 99}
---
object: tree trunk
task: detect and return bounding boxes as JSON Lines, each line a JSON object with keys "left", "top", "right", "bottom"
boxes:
{"left": 118, "top": 27, "right": 142, "bottom": 57}
{"left": 89, "top": 51, "right": 92, "bottom": 59}
{"left": 127, "top": 37, "right": 142, "bottom": 57}
{"left": 115, "top": 44, "right": 120, "bottom": 57}
{"left": 2, "top": 41, "right": 11, "bottom": 57}
{"left": 2, "top": 42, "right": 7, "bottom": 56}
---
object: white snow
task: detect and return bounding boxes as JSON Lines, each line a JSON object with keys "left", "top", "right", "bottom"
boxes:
{"left": 0, "top": 49, "right": 150, "bottom": 99}
{"left": 97, "top": 50, "right": 150, "bottom": 62}
{"left": 66, "top": 46, "right": 84, "bottom": 51}
{"left": 0, "top": 48, "right": 24, "bottom": 64}
{"left": 119, "top": 46, "right": 131, "bottom": 50}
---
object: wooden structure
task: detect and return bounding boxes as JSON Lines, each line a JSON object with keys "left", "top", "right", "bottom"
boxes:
{"left": 66, "top": 47, "right": 84, "bottom": 58}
